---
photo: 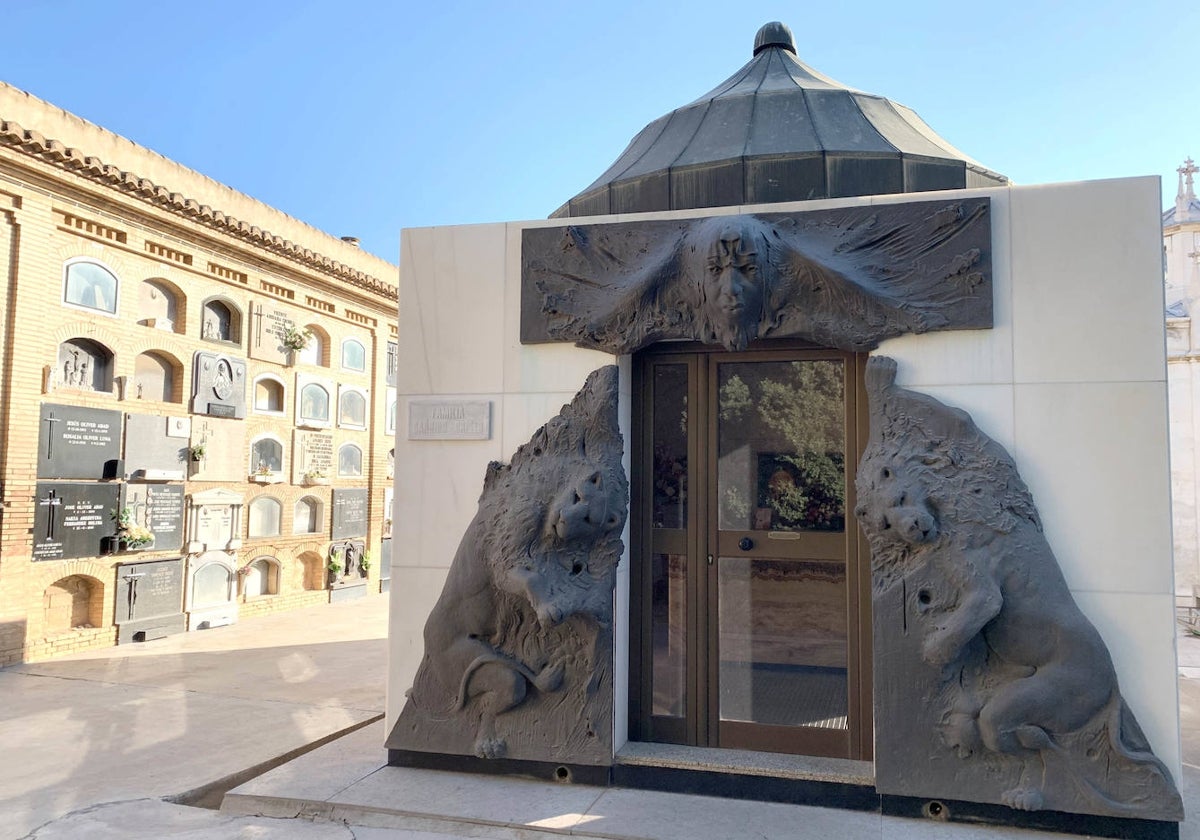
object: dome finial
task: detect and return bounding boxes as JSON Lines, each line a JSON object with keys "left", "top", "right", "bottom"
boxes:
{"left": 753, "top": 21, "right": 796, "bottom": 56}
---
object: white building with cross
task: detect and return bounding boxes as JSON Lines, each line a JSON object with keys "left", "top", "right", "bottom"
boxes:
{"left": 1165, "top": 158, "right": 1200, "bottom": 611}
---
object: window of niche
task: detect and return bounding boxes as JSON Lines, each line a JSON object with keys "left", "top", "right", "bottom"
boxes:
{"left": 139, "top": 279, "right": 181, "bottom": 331}
{"left": 133, "top": 351, "right": 180, "bottom": 402}
{"left": 253, "top": 375, "right": 285, "bottom": 414}
{"left": 63, "top": 260, "right": 118, "bottom": 314}
{"left": 247, "top": 496, "right": 282, "bottom": 538}
{"left": 296, "top": 325, "right": 327, "bottom": 366}
{"left": 250, "top": 436, "right": 284, "bottom": 475}
{"left": 293, "top": 496, "right": 322, "bottom": 534}
{"left": 299, "top": 382, "right": 330, "bottom": 427}
{"left": 201, "top": 298, "right": 242, "bottom": 344}
{"left": 341, "top": 338, "right": 365, "bottom": 372}
{"left": 338, "top": 388, "right": 367, "bottom": 429}
{"left": 57, "top": 338, "right": 114, "bottom": 392}
{"left": 244, "top": 557, "right": 279, "bottom": 598}
{"left": 337, "top": 443, "right": 363, "bottom": 477}
{"left": 192, "top": 563, "right": 234, "bottom": 608}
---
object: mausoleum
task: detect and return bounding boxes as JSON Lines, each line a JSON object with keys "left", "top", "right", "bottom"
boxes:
{"left": 388, "top": 23, "right": 1182, "bottom": 836}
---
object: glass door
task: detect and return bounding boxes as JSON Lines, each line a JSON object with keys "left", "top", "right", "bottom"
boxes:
{"left": 632, "top": 347, "right": 870, "bottom": 759}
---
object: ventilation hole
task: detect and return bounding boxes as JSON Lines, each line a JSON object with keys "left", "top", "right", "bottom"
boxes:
{"left": 923, "top": 801, "right": 948, "bottom": 821}
{"left": 554, "top": 766, "right": 572, "bottom": 783}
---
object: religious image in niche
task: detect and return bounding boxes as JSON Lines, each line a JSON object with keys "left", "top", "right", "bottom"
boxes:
{"left": 854, "top": 356, "right": 1182, "bottom": 820}
{"left": 387, "top": 366, "right": 627, "bottom": 765}
{"left": 524, "top": 199, "right": 991, "bottom": 355}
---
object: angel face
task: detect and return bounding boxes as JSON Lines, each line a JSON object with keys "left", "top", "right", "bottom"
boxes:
{"left": 697, "top": 219, "right": 768, "bottom": 350}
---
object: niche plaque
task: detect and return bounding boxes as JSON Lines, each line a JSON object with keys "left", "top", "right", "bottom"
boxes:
{"left": 191, "top": 351, "right": 247, "bottom": 419}
{"left": 124, "top": 414, "right": 188, "bottom": 480}
{"left": 293, "top": 430, "right": 334, "bottom": 483}
{"left": 121, "top": 484, "right": 185, "bottom": 552}
{"left": 37, "top": 404, "right": 122, "bottom": 480}
{"left": 32, "top": 482, "right": 122, "bottom": 561}
{"left": 331, "top": 488, "right": 368, "bottom": 540}
{"left": 408, "top": 400, "right": 491, "bottom": 441}
{"left": 115, "top": 558, "right": 186, "bottom": 644}
{"left": 249, "top": 301, "right": 295, "bottom": 365}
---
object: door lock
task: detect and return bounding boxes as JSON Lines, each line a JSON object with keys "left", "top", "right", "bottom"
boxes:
{"left": 738, "top": 537, "right": 754, "bottom": 551}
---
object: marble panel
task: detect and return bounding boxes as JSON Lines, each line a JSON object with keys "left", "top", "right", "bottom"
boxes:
{"left": 36, "top": 403, "right": 123, "bottom": 480}
{"left": 397, "top": 223, "right": 507, "bottom": 396}
{"left": 188, "top": 417, "right": 246, "bottom": 482}
{"left": 1013, "top": 381, "right": 1173, "bottom": 595}
{"left": 1010, "top": 177, "right": 1166, "bottom": 385}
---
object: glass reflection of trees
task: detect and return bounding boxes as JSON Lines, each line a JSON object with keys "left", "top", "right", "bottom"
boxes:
{"left": 719, "top": 360, "right": 845, "bottom": 532}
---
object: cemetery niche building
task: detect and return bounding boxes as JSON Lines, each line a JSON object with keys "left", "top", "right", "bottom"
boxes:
{"left": 0, "top": 82, "right": 399, "bottom": 665}
{"left": 387, "top": 21, "right": 1184, "bottom": 837}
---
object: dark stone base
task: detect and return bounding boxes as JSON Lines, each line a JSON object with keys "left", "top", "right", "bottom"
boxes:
{"left": 116, "top": 614, "right": 186, "bottom": 644}
{"left": 329, "top": 581, "right": 367, "bottom": 603}
{"left": 390, "top": 746, "right": 1181, "bottom": 838}
{"left": 880, "top": 795, "right": 1179, "bottom": 840}
{"left": 612, "top": 762, "right": 878, "bottom": 812}
{"left": 388, "top": 749, "right": 611, "bottom": 786}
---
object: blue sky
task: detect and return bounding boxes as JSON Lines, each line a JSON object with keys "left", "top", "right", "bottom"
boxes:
{"left": 5, "top": 0, "right": 1198, "bottom": 262}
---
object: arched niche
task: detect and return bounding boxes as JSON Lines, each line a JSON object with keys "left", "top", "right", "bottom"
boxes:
{"left": 247, "top": 496, "right": 282, "bottom": 538}
{"left": 139, "top": 278, "right": 182, "bottom": 331}
{"left": 57, "top": 338, "right": 114, "bottom": 392}
{"left": 43, "top": 575, "right": 102, "bottom": 633}
{"left": 253, "top": 374, "right": 285, "bottom": 414}
{"left": 63, "top": 259, "right": 118, "bottom": 314}
{"left": 244, "top": 556, "right": 279, "bottom": 598}
{"left": 294, "top": 496, "right": 322, "bottom": 534}
{"left": 297, "top": 324, "right": 328, "bottom": 366}
{"left": 201, "top": 297, "right": 242, "bottom": 344}
{"left": 133, "top": 350, "right": 180, "bottom": 402}
{"left": 338, "top": 443, "right": 363, "bottom": 477}
{"left": 341, "top": 338, "right": 365, "bottom": 372}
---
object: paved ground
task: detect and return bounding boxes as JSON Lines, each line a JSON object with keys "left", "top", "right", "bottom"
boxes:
{"left": 0, "top": 594, "right": 388, "bottom": 839}
{"left": 4, "top": 593, "right": 1200, "bottom": 839}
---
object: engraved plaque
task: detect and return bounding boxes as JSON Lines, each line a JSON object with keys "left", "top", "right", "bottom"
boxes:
{"left": 189, "top": 417, "right": 246, "bottom": 482}
{"left": 292, "top": 430, "right": 334, "bottom": 483}
{"left": 32, "top": 482, "right": 122, "bottom": 560}
{"left": 124, "top": 414, "right": 188, "bottom": 480}
{"left": 191, "top": 351, "right": 247, "bottom": 419}
{"left": 331, "top": 488, "right": 369, "bottom": 539}
{"left": 121, "top": 484, "right": 185, "bottom": 551}
{"left": 115, "top": 558, "right": 186, "bottom": 644}
{"left": 249, "top": 301, "right": 294, "bottom": 365}
{"left": 37, "top": 404, "right": 123, "bottom": 479}
{"left": 408, "top": 400, "right": 491, "bottom": 440}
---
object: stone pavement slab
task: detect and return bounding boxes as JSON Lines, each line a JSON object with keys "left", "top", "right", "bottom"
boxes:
{"left": 223, "top": 721, "right": 1082, "bottom": 840}
{"left": 0, "top": 595, "right": 388, "bottom": 839}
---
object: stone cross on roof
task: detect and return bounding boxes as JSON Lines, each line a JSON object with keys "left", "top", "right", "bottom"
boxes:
{"left": 1177, "top": 157, "right": 1199, "bottom": 223}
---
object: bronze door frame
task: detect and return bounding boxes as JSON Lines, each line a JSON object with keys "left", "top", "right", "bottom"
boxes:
{"left": 630, "top": 342, "right": 873, "bottom": 760}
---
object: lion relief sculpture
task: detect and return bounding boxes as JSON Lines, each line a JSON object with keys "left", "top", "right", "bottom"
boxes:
{"left": 855, "top": 356, "right": 1181, "bottom": 820}
{"left": 387, "top": 366, "right": 627, "bottom": 765}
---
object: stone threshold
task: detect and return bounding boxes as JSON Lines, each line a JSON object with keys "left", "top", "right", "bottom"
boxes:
{"left": 615, "top": 740, "right": 874, "bottom": 786}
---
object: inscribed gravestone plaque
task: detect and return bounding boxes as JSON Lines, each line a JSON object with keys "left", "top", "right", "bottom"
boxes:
{"left": 37, "top": 404, "right": 123, "bottom": 479}
{"left": 331, "top": 488, "right": 368, "bottom": 539}
{"left": 124, "top": 414, "right": 188, "bottom": 480}
{"left": 115, "top": 558, "right": 185, "bottom": 643}
{"left": 249, "top": 301, "right": 294, "bottom": 365}
{"left": 32, "top": 482, "right": 121, "bottom": 560}
{"left": 121, "top": 484, "right": 185, "bottom": 551}
{"left": 191, "top": 351, "right": 247, "bottom": 419}
{"left": 408, "top": 400, "right": 491, "bottom": 440}
{"left": 292, "top": 430, "right": 333, "bottom": 483}
{"left": 189, "top": 417, "right": 246, "bottom": 482}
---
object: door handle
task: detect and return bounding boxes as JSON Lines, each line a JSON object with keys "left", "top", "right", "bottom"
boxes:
{"left": 738, "top": 537, "right": 754, "bottom": 551}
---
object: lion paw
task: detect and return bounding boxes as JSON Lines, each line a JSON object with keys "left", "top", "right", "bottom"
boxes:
{"left": 474, "top": 735, "right": 508, "bottom": 760}
{"left": 534, "top": 662, "right": 565, "bottom": 693}
{"left": 1001, "top": 786, "right": 1044, "bottom": 812}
